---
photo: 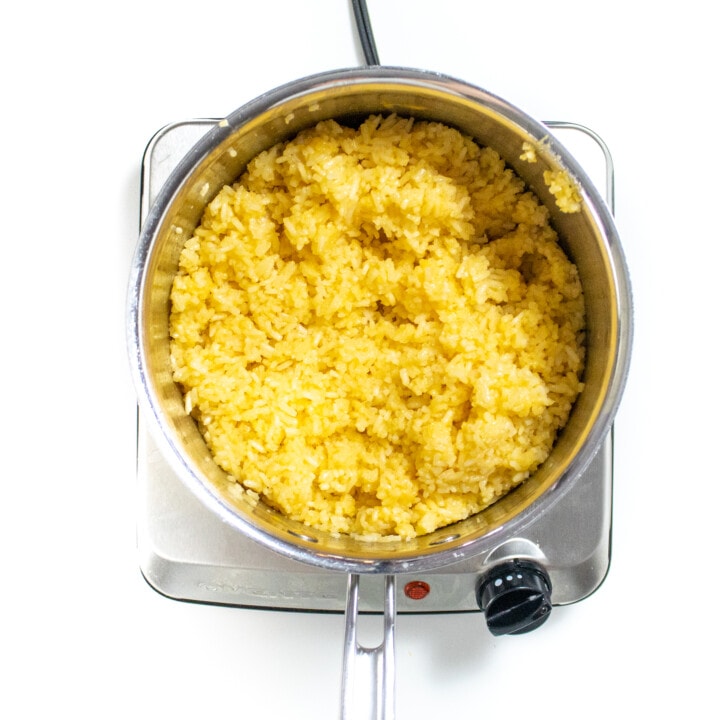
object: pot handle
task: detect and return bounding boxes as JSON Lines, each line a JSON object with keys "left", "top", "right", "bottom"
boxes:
{"left": 340, "top": 574, "right": 396, "bottom": 720}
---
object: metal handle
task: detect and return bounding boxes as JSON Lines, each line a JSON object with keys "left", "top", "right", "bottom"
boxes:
{"left": 340, "top": 574, "right": 396, "bottom": 720}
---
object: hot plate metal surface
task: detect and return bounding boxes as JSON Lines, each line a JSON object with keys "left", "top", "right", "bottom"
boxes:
{"left": 137, "top": 119, "right": 614, "bottom": 613}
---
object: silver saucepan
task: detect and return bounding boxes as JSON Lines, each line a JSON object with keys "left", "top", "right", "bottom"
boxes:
{"left": 127, "top": 66, "right": 632, "bottom": 719}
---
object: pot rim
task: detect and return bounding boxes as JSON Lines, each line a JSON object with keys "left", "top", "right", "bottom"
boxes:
{"left": 127, "top": 65, "right": 633, "bottom": 575}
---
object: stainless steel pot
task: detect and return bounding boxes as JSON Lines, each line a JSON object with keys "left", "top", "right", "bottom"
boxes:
{"left": 127, "top": 66, "right": 632, "bottom": 719}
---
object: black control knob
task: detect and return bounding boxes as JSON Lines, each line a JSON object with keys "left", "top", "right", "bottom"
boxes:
{"left": 477, "top": 559, "right": 552, "bottom": 636}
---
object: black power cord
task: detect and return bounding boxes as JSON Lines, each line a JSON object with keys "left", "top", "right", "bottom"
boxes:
{"left": 351, "top": 0, "right": 380, "bottom": 66}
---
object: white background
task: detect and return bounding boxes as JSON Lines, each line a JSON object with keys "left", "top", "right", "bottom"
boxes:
{"left": 2, "top": 1, "right": 717, "bottom": 717}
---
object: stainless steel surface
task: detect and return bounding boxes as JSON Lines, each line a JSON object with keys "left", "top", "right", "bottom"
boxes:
{"left": 128, "top": 67, "right": 633, "bottom": 576}
{"left": 341, "top": 575, "right": 396, "bottom": 720}
{"left": 136, "top": 116, "right": 615, "bottom": 612}
{"left": 138, "top": 414, "right": 611, "bottom": 609}
{"left": 130, "top": 70, "right": 631, "bottom": 720}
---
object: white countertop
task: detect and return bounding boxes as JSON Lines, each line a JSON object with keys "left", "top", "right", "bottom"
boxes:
{"left": 2, "top": 1, "right": 717, "bottom": 717}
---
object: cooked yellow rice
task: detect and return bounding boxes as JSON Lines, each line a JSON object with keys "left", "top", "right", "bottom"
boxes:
{"left": 169, "top": 114, "right": 585, "bottom": 540}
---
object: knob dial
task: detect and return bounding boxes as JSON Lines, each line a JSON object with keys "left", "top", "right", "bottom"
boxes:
{"left": 477, "top": 560, "right": 552, "bottom": 636}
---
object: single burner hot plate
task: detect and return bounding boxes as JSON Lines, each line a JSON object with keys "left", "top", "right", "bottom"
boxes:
{"left": 136, "top": 119, "right": 615, "bottom": 616}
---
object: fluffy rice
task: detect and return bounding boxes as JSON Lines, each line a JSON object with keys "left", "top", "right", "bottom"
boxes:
{"left": 169, "top": 114, "right": 585, "bottom": 540}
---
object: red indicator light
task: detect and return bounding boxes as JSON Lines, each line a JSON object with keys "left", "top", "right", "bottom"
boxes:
{"left": 404, "top": 580, "right": 431, "bottom": 600}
